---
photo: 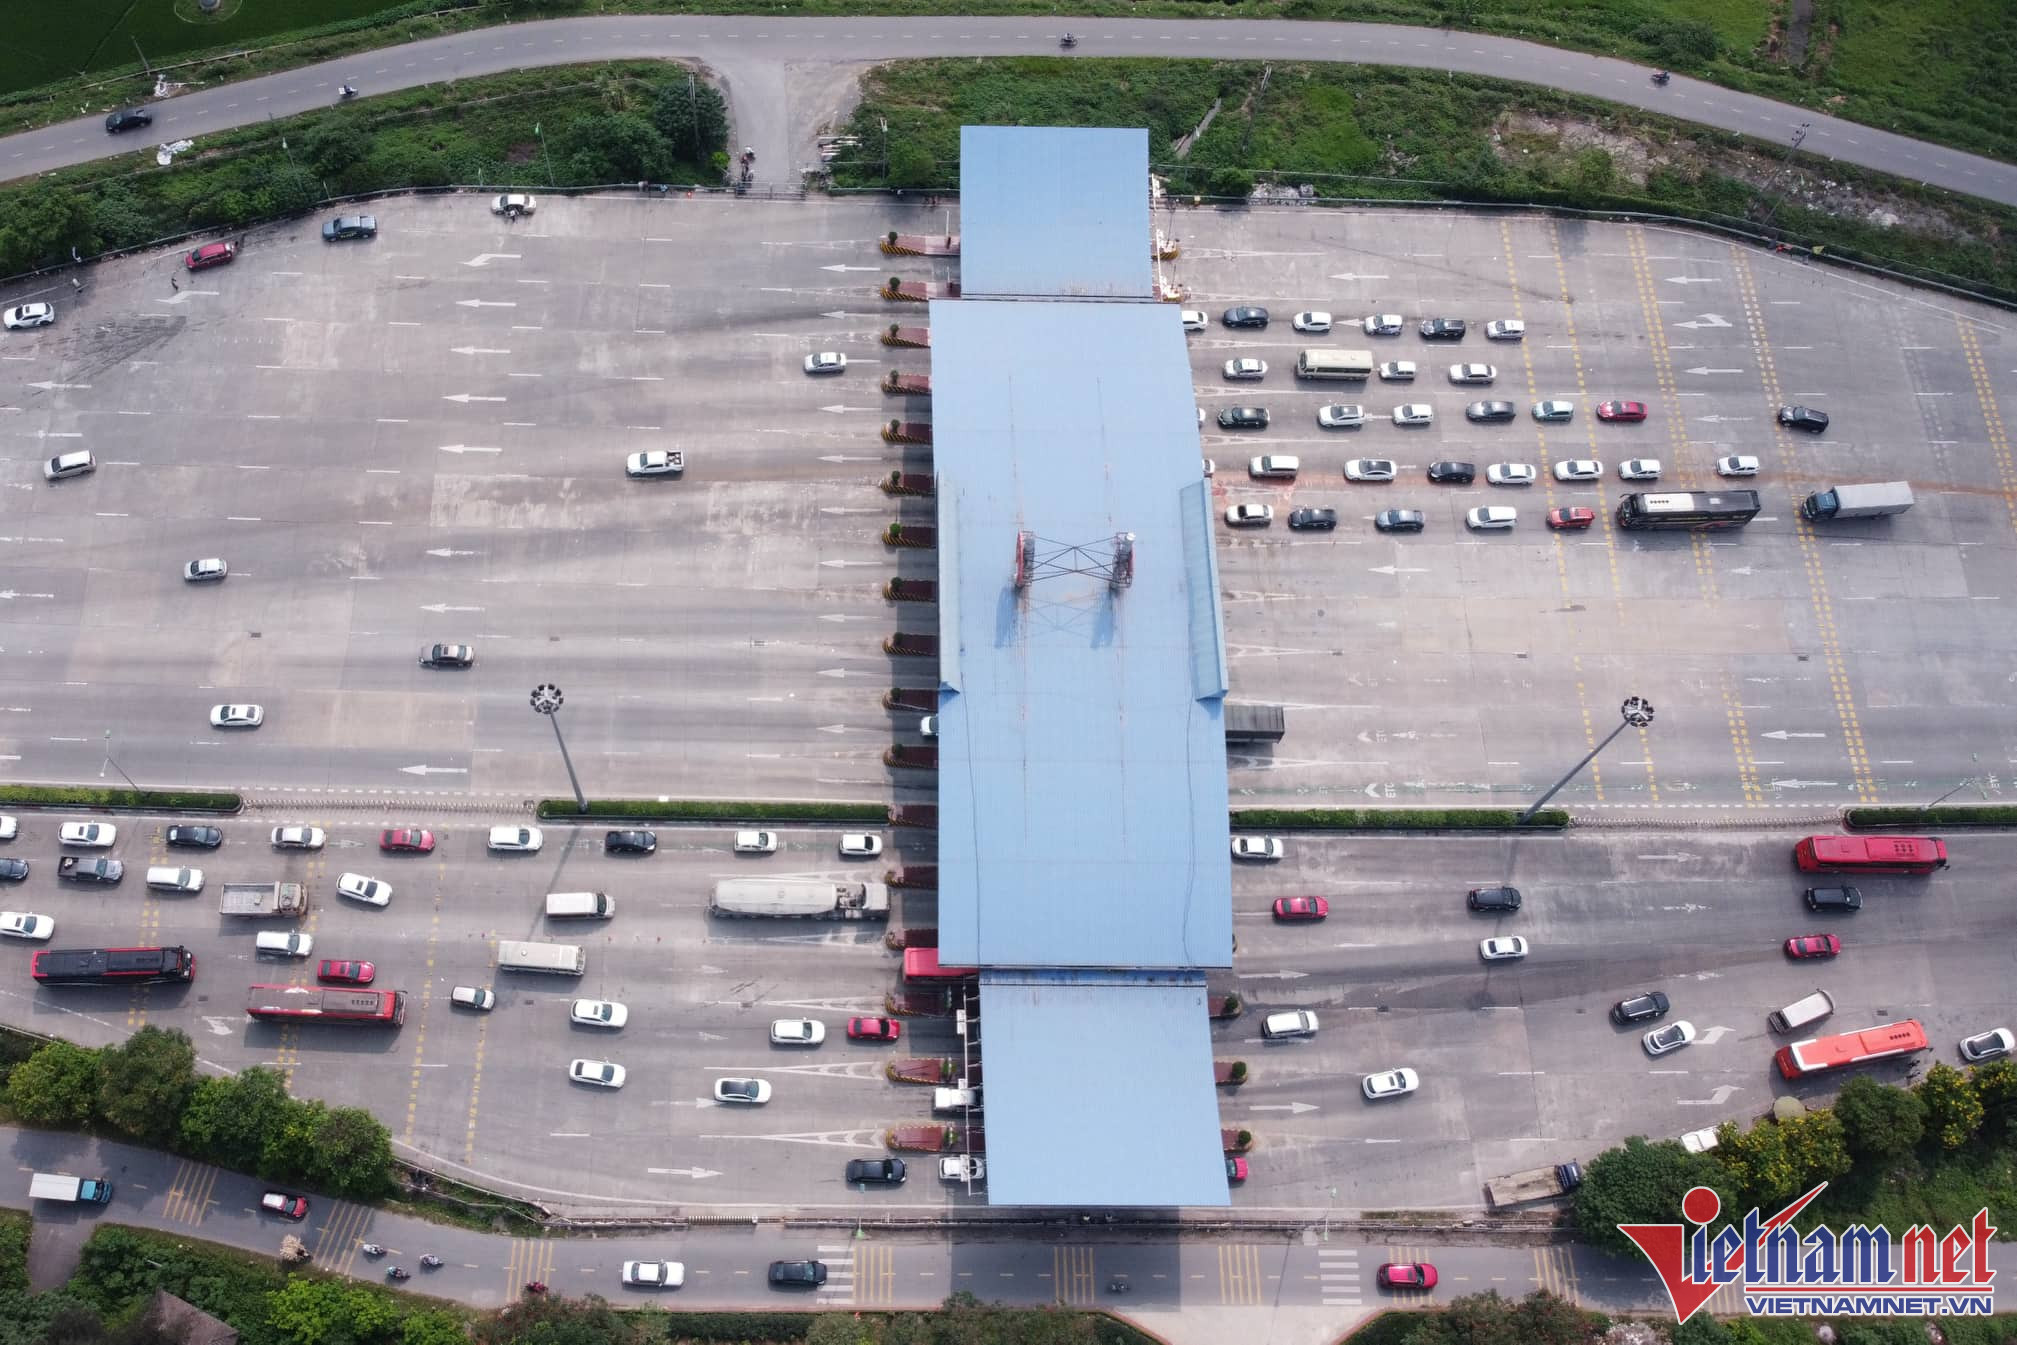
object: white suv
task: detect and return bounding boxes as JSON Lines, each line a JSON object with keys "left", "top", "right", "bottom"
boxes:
{"left": 487, "top": 826, "right": 544, "bottom": 853}
{"left": 1466, "top": 506, "right": 1518, "bottom": 530}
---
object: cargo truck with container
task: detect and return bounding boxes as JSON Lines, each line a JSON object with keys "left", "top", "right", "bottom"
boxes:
{"left": 30, "top": 1173, "right": 113, "bottom": 1204}
{"left": 1800, "top": 482, "right": 1914, "bottom": 521}
{"left": 1483, "top": 1161, "right": 1583, "bottom": 1208}
{"left": 218, "top": 882, "right": 309, "bottom": 918}
{"left": 709, "top": 878, "right": 890, "bottom": 920}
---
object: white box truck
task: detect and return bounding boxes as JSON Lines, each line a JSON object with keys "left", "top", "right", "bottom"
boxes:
{"left": 497, "top": 940, "right": 585, "bottom": 975}
{"left": 30, "top": 1173, "right": 113, "bottom": 1204}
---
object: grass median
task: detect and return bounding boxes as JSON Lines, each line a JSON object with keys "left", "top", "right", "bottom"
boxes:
{"left": 0, "top": 785, "right": 238, "bottom": 812}
{"left": 536, "top": 799, "right": 890, "bottom": 822}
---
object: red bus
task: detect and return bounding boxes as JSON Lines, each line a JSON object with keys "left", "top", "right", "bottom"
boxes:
{"left": 246, "top": 984, "right": 406, "bottom": 1026}
{"left": 1793, "top": 835, "right": 1947, "bottom": 875}
{"left": 32, "top": 946, "right": 195, "bottom": 987}
{"left": 1775, "top": 1019, "right": 1929, "bottom": 1079}
{"left": 903, "top": 947, "right": 977, "bottom": 983}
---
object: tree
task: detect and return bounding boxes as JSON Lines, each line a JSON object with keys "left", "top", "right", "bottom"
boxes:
{"left": 1575, "top": 1135, "right": 1734, "bottom": 1258}
{"left": 1916, "top": 1063, "right": 1985, "bottom": 1149}
{"left": 1669, "top": 1315, "right": 1735, "bottom": 1344}
{"left": 400, "top": 1313, "right": 470, "bottom": 1345}
{"left": 1834, "top": 1076, "right": 1926, "bottom": 1159}
{"left": 885, "top": 140, "right": 937, "bottom": 189}
{"left": 302, "top": 121, "right": 370, "bottom": 178}
{"left": 305, "top": 1106, "right": 397, "bottom": 1200}
{"left": 7, "top": 1040, "right": 102, "bottom": 1129}
{"left": 0, "top": 188, "right": 96, "bottom": 275}
{"left": 1776, "top": 1109, "right": 1851, "bottom": 1194}
{"left": 558, "top": 112, "right": 674, "bottom": 185}
{"left": 1837, "top": 1320, "right": 1944, "bottom": 1345}
{"left": 180, "top": 1067, "right": 292, "bottom": 1172}
{"left": 472, "top": 1293, "right": 641, "bottom": 1345}
{"left": 96, "top": 1027, "right": 196, "bottom": 1145}
{"left": 805, "top": 1315, "right": 873, "bottom": 1345}
{"left": 260, "top": 1098, "right": 330, "bottom": 1183}
{"left": 649, "top": 78, "right": 728, "bottom": 164}
{"left": 1968, "top": 1058, "right": 2017, "bottom": 1143}
{"left": 1403, "top": 1289, "right": 1604, "bottom": 1345}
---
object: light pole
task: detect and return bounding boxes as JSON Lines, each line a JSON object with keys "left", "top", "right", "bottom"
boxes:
{"left": 1926, "top": 754, "right": 1982, "bottom": 808}
{"left": 1517, "top": 696, "right": 1655, "bottom": 825}
{"left": 101, "top": 729, "right": 142, "bottom": 792}
{"left": 530, "top": 684, "right": 586, "bottom": 813}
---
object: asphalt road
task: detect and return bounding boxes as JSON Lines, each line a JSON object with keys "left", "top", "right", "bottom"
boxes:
{"left": 2, "top": 17, "right": 2012, "bottom": 206}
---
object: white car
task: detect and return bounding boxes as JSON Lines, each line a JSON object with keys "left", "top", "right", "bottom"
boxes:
{"left": 3, "top": 302, "right": 56, "bottom": 330}
{"left": 625, "top": 450, "right": 682, "bottom": 477}
{"left": 1363, "top": 314, "right": 1404, "bottom": 336}
{"left": 1362, "top": 1068, "right": 1420, "bottom": 1100}
{"left": 803, "top": 351, "right": 847, "bottom": 375}
{"left": 1484, "top": 319, "right": 1526, "bottom": 341}
{"left": 450, "top": 985, "right": 496, "bottom": 1011}
{"left": 939, "top": 1155, "right": 986, "bottom": 1181}
{"left": 769, "top": 1018, "right": 826, "bottom": 1046}
{"left": 1344, "top": 458, "right": 1396, "bottom": 482}
{"left": 1486, "top": 463, "right": 1537, "bottom": 486}
{"left": 1224, "top": 503, "right": 1274, "bottom": 527}
{"left": 183, "top": 558, "right": 228, "bottom": 582}
{"left": 1717, "top": 455, "right": 1760, "bottom": 477}
{"left": 1466, "top": 506, "right": 1518, "bottom": 530}
{"left": 1448, "top": 363, "right": 1497, "bottom": 384}
{"left": 0, "top": 911, "right": 54, "bottom": 941}
{"left": 1392, "top": 404, "right": 1434, "bottom": 426}
{"left": 1479, "top": 936, "right": 1528, "bottom": 961}
{"left": 44, "top": 451, "right": 95, "bottom": 481}
{"left": 0, "top": 815, "right": 15, "bottom": 840}
{"left": 59, "top": 822, "right": 117, "bottom": 847}
{"left": 570, "top": 1058, "right": 627, "bottom": 1088}
{"left": 336, "top": 872, "right": 392, "bottom": 907}
{"left": 1202, "top": 458, "right": 1214, "bottom": 477}
{"left": 487, "top": 826, "right": 544, "bottom": 853}
{"left": 570, "top": 999, "right": 629, "bottom": 1029}
{"left": 1619, "top": 459, "right": 1663, "bottom": 482}
{"left": 1960, "top": 1029, "right": 2014, "bottom": 1062}
{"left": 1317, "top": 404, "right": 1365, "bottom": 429}
{"left": 491, "top": 193, "right": 537, "bottom": 215}
{"left": 1230, "top": 836, "right": 1284, "bottom": 861}
{"left": 1680, "top": 1126, "right": 1721, "bottom": 1155}
{"left": 1377, "top": 360, "right": 1416, "bottom": 382}
{"left": 713, "top": 1077, "right": 771, "bottom": 1104}
{"left": 1533, "top": 400, "right": 1575, "bottom": 422}
{"left": 1180, "top": 310, "right": 1207, "bottom": 332}
{"left": 1644, "top": 1021, "right": 1698, "bottom": 1056}
{"left": 1224, "top": 357, "right": 1268, "bottom": 380}
{"left": 919, "top": 715, "right": 936, "bottom": 737}
{"left": 271, "top": 825, "right": 325, "bottom": 850}
{"left": 1292, "top": 311, "right": 1333, "bottom": 333}
{"left": 733, "top": 830, "right": 778, "bottom": 853}
{"left": 621, "top": 1260, "right": 684, "bottom": 1289}
{"left": 210, "top": 704, "right": 264, "bottom": 729}
{"left": 839, "top": 833, "right": 883, "bottom": 858}
{"left": 1553, "top": 460, "right": 1603, "bottom": 482}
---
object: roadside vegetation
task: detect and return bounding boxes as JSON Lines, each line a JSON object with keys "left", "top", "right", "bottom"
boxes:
{"left": 1, "top": 1027, "right": 399, "bottom": 1203}
{"left": 0, "top": 64, "right": 727, "bottom": 279}
{"left": 3, "top": 0, "right": 2011, "bottom": 166}
{"left": 829, "top": 59, "right": 2015, "bottom": 304}
{"left": 0, "top": 785, "right": 237, "bottom": 811}
{"left": 1348, "top": 1295, "right": 2017, "bottom": 1343}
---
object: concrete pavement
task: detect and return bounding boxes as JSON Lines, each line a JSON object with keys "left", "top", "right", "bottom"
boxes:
{"left": 2, "top": 16, "right": 2011, "bottom": 206}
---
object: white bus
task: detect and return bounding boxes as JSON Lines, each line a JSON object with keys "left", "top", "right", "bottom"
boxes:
{"left": 497, "top": 940, "right": 585, "bottom": 975}
{"left": 1295, "top": 348, "right": 1375, "bottom": 380}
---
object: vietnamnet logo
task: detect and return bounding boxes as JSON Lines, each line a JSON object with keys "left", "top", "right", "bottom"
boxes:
{"left": 1620, "top": 1182, "right": 1997, "bottom": 1323}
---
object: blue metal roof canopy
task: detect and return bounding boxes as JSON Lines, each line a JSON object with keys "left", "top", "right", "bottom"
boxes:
{"left": 959, "top": 125, "right": 1154, "bottom": 299}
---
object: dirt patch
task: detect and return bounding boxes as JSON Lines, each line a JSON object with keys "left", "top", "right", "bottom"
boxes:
{"left": 1496, "top": 111, "right": 1674, "bottom": 186}
{"left": 1783, "top": 0, "right": 1816, "bottom": 65}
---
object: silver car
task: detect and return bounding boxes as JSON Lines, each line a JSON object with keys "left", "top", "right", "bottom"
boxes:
{"left": 1317, "top": 404, "right": 1365, "bottom": 429}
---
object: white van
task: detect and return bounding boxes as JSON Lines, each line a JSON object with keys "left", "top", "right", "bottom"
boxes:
{"left": 1295, "top": 348, "right": 1375, "bottom": 380}
{"left": 497, "top": 940, "right": 584, "bottom": 975}
{"left": 544, "top": 891, "right": 614, "bottom": 919}
{"left": 1248, "top": 455, "right": 1300, "bottom": 479}
{"left": 254, "top": 930, "right": 313, "bottom": 958}
{"left": 1769, "top": 989, "right": 1835, "bottom": 1034}
{"left": 146, "top": 866, "right": 204, "bottom": 893}
{"left": 1262, "top": 1010, "right": 1319, "bottom": 1039}
{"left": 933, "top": 1087, "right": 979, "bottom": 1113}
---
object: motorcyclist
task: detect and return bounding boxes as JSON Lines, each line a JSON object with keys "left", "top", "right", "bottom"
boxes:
{"left": 1653, "top": 70, "right": 1670, "bottom": 85}
{"left": 420, "top": 1254, "right": 443, "bottom": 1269}
{"left": 524, "top": 1280, "right": 548, "bottom": 1294}
{"left": 339, "top": 84, "right": 357, "bottom": 99}
{"left": 1061, "top": 33, "right": 1077, "bottom": 48}
{"left": 386, "top": 1266, "right": 409, "bottom": 1281}
{"left": 361, "top": 1243, "right": 385, "bottom": 1256}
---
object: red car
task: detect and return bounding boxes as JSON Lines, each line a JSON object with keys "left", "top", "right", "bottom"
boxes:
{"left": 1226, "top": 1156, "right": 1249, "bottom": 1182}
{"left": 318, "top": 959, "right": 375, "bottom": 985}
{"left": 1547, "top": 506, "right": 1596, "bottom": 531}
{"left": 1272, "top": 896, "right": 1330, "bottom": 921}
{"left": 847, "top": 1017, "right": 902, "bottom": 1043}
{"left": 1377, "top": 1262, "right": 1438, "bottom": 1290}
{"left": 1785, "top": 934, "right": 1841, "bottom": 959}
{"left": 380, "top": 827, "right": 435, "bottom": 853}
{"left": 1596, "top": 400, "right": 1648, "bottom": 422}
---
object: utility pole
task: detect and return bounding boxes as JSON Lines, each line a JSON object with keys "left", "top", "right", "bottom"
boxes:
{"left": 1517, "top": 696, "right": 1655, "bottom": 825}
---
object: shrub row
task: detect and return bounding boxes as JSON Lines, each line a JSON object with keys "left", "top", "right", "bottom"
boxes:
{"left": 1229, "top": 808, "right": 1569, "bottom": 830}
{"left": 0, "top": 784, "right": 238, "bottom": 812}
{"left": 536, "top": 798, "right": 888, "bottom": 822}
{"left": 1846, "top": 805, "right": 2017, "bottom": 829}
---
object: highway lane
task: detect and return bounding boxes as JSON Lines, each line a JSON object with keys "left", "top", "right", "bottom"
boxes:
{"left": 1, "top": 17, "right": 2011, "bottom": 209}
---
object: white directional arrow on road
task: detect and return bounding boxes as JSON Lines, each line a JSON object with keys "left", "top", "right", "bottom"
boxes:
{"left": 420, "top": 603, "right": 484, "bottom": 613}
{"left": 1675, "top": 313, "right": 1732, "bottom": 329}
{"left": 399, "top": 764, "right": 469, "bottom": 776}
{"left": 425, "top": 548, "right": 480, "bottom": 558}
{"left": 820, "top": 263, "right": 884, "bottom": 272}
{"left": 1664, "top": 275, "right": 1719, "bottom": 285}
{"left": 816, "top": 669, "right": 853, "bottom": 679}
{"left": 199, "top": 1016, "right": 239, "bottom": 1037}
{"left": 1684, "top": 366, "right": 1745, "bottom": 375}
{"left": 817, "top": 454, "right": 884, "bottom": 463}
{"left": 817, "top": 724, "right": 848, "bottom": 735}
{"left": 819, "top": 507, "right": 885, "bottom": 515}
{"left": 1236, "top": 971, "right": 1310, "bottom": 981}
{"left": 1248, "top": 1102, "right": 1320, "bottom": 1114}
{"left": 645, "top": 1166, "right": 723, "bottom": 1180}
{"left": 820, "top": 405, "right": 877, "bottom": 415}
{"left": 453, "top": 298, "right": 517, "bottom": 308}
{"left": 1695, "top": 1025, "right": 1738, "bottom": 1045}
{"left": 27, "top": 381, "right": 92, "bottom": 391}
{"left": 461, "top": 254, "right": 522, "bottom": 268}
{"left": 1326, "top": 272, "right": 1389, "bottom": 281}
{"left": 817, "top": 559, "right": 882, "bottom": 568}
{"left": 438, "top": 444, "right": 502, "bottom": 454}
{"left": 1636, "top": 853, "right": 1700, "bottom": 863}
{"left": 443, "top": 393, "right": 506, "bottom": 403}
{"left": 1761, "top": 729, "right": 1827, "bottom": 740}
{"left": 1695, "top": 413, "right": 1755, "bottom": 423}
{"left": 1678, "top": 1084, "right": 1743, "bottom": 1107}
{"left": 450, "top": 346, "right": 511, "bottom": 355}
{"left": 0, "top": 590, "right": 56, "bottom": 600}
{"left": 820, "top": 310, "right": 876, "bottom": 320}
{"left": 1769, "top": 778, "right": 1840, "bottom": 790}
{"left": 1369, "top": 565, "right": 1430, "bottom": 575}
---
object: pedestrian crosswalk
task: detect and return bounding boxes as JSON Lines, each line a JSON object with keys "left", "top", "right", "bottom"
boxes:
{"left": 1318, "top": 1244, "right": 1363, "bottom": 1306}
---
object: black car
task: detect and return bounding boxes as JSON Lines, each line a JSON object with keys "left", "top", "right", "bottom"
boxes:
{"left": 1217, "top": 406, "right": 1270, "bottom": 431}
{"left": 1374, "top": 509, "right": 1426, "bottom": 533}
{"left": 1804, "top": 885, "right": 1862, "bottom": 912}
{"left": 1427, "top": 460, "right": 1476, "bottom": 484}
{"left": 1465, "top": 400, "right": 1516, "bottom": 423}
{"left": 1465, "top": 885, "right": 1520, "bottom": 912}
{"left": 605, "top": 829, "right": 657, "bottom": 855}
{"left": 1287, "top": 507, "right": 1338, "bottom": 531}
{"left": 323, "top": 215, "right": 377, "bottom": 242}
{"left": 1612, "top": 991, "right": 1672, "bottom": 1025}
{"left": 419, "top": 643, "right": 474, "bottom": 668}
{"left": 1221, "top": 306, "right": 1270, "bottom": 329}
{"left": 769, "top": 1260, "right": 828, "bottom": 1287}
{"left": 845, "top": 1158, "right": 907, "bottom": 1186}
{"left": 1419, "top": 317, "right": 1467, "bottom": 341}
{"left": 0, "top": 858, "right": 28, "bottom": 882}
{"left": 165, "top": 825, "right": 223, "bottom": 850}
{"left": 1778, "top": 405, "right": 1830, "bottom": 433}
{"left": 105, "top": 107, "right": 152, "bottom": 134}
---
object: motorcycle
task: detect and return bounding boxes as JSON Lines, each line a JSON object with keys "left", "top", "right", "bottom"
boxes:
{"left": 1107, "top": 1279, "right": 1129, "bottom": 1293}
{"left": 386, "top": 1267, "right": 410, "bottom": 1282}
{"left": 1652, "top": 70, "right": 1670, "bottom": 86}
{"left": 524, "top": 1281, "right": 549, "bottom": 1296}
{"left": 419, "top": 1255, "right": 443, "bottom": 1270}
{"left": 1060, "top": 34, "right": 1077, "bottom": 49}
{"left": 339, "top": 84, "right": 357, "bottom": 100}
{"left": 360, "top": 1244, "right": 386, "bottom": 1258}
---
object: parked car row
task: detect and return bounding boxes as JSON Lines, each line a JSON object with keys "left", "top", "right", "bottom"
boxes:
{"left": 1205, "top": 307, "right": 1525, "bottom": 342}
